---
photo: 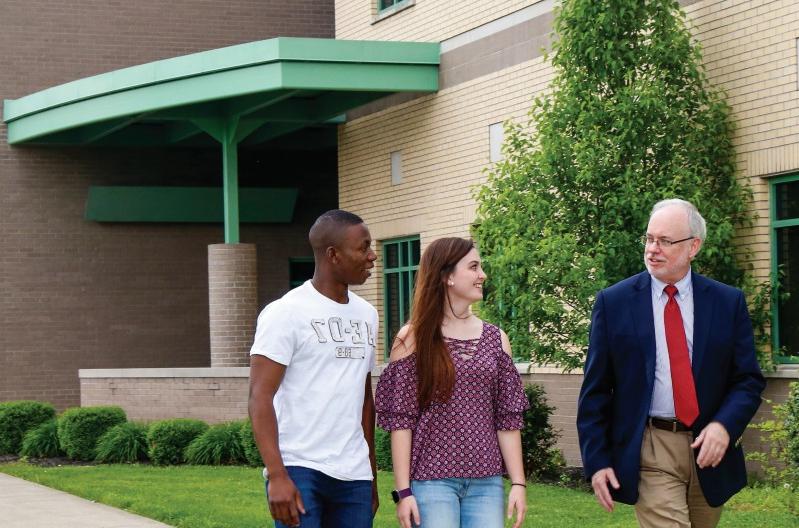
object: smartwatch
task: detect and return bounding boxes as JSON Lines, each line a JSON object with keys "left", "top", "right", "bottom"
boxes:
{"left": 391, "top": 487, "right": 413, "bottom": 503}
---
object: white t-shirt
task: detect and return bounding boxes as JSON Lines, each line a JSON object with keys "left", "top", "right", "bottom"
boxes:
{"left": 250, "top": 280, "right": 378, "bottom": 481}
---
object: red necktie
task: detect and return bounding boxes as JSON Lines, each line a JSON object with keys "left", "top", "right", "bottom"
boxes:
{"left": 664, "top": 285, "right": 699, "bottom": 427}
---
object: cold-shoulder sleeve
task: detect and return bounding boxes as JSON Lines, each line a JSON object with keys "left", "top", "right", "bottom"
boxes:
{"left": 494, "top": 350, "right": 529, "bottom": 430}
{"left": 375, "top": 356, "right": 419, "bottom": 431}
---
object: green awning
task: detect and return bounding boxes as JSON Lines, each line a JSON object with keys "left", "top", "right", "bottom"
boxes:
{"left": 3, "top": 37, "right": 440, "bottom": 146}
{"left": 3, "top": 37, "right": 439, "bottom": 243}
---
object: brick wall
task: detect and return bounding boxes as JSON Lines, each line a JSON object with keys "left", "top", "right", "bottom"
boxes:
{"left": 209, "top": 244, "right": 258, "bottom": 367}
{"left": 86, "top": 367, "right": 796, "bottom": 471}
{"left": 340, "top": 0, "right": 799, "bottom": 353}
{"left": 0, "top": 0, "right": 337, "bottom": 409}
{"left": 80, "top": 368, "right": 250, "bottom": 423}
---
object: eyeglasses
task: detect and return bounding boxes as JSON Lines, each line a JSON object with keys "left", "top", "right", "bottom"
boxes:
{"left": 640, "top": 236, "right": 694, "bottom": 248}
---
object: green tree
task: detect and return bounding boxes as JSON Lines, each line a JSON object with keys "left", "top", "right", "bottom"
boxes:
{"left": 475, "top": 0, "right": 765, "bottom": 369}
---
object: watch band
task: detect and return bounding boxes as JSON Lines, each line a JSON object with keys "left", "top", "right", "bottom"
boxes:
{"left": 391, "top": 487, "right": 413, "bottom": 503}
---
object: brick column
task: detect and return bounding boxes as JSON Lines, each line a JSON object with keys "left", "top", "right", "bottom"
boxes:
{"left": 208, "top": 244, "right": 257, "bottom": 367}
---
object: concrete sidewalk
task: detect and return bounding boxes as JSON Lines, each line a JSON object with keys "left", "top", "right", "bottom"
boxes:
{"left": 0, "top": 472, "right": 173, "bottom": 528}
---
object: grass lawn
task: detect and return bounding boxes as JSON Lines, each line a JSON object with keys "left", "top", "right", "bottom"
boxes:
{"left": 0, "top": 462, "right": 795, "bottom": 527}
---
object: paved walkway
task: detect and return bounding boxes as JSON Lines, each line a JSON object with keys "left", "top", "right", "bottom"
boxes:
{"left": 0, "top": 472, "right": 173, "bottom": 528}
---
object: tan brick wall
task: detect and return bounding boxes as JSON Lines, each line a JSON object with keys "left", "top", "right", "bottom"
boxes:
{"left": 682, "top": 0, "right": 799, "bottom": 281}
{"left": 341, "top": 0, "right": 799, "bottom": 349}
{"left": 85, "top": 367, "right": 794, "bottom": 470}
{"left": 80, "top": 369, "right": 250, "bottom": 424}
{"left": 336, "top": 0, "right": 539, "bottom": 42}
{"left": 209, "top": 244, "right": 258, "bottom": 367}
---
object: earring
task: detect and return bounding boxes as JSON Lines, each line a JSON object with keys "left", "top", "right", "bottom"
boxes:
{"left": 448, "top": 281, "right": 454, "bottom": 286}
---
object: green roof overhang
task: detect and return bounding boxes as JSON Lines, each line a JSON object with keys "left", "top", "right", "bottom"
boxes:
{"left": 3, "top": 37, "right": 440, "bottom": 146}
{"left": 3, "top": 37, "right": 439, "bottom": 244}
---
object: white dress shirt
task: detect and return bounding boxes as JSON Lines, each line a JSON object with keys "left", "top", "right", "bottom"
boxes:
{"left": 649, "top": 270, "right": 694, "bottom": 418}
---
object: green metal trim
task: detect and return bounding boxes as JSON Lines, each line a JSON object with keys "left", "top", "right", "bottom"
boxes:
{"left": 382, "top": 236, "right": 420, "bottom": 358}
{"left": 85, "top": 186, "right": 297, "bottom": 223}
{"left": 770, "top": 172, "right": 799, "bottom": 362}
{"left": 4, "top": 38, "right": 439, "bottom": 145}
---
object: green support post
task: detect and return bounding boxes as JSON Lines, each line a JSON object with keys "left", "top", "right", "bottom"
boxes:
{"left": 222, "top": 120, "right": 240, "bottom": 244}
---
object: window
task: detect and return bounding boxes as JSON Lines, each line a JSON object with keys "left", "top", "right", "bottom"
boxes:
{"left": 289, "top": 258, "right": 314, "bottom": 289}
{"left": 375, "top": 0, "right": 414, "bottom": 20}
{"left": 383, "top": 236, "right": 421, "bottom": 358}
{"left": 489, "top": 122, "right": 504, "bottom": 163}
{"left": 771, "top": 174, "right": 799, "bottom": 363}
{"left": 379, "top": 0, "right": 406, "bottom": 11}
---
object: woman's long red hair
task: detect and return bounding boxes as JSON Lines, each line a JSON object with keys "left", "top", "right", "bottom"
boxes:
{"left": 406, "top": 237, "right": 475, "bottom": 409}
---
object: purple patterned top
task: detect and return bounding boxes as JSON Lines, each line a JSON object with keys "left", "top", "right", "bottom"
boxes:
{"left": 375, "top": 322, "right": 529, "bottom": 480}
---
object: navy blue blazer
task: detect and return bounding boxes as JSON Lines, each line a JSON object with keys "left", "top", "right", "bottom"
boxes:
{"left": 576, "top": 271, "right": 765, "bottom": 507}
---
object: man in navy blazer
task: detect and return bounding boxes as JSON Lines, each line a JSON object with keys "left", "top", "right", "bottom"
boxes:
{"left": 577, "top": 199, "right": 765, "bottom": 527}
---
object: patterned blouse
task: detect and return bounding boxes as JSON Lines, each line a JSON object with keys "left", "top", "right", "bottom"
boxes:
{"left": 375, "top": 321, "right": 529, "bottom": 480}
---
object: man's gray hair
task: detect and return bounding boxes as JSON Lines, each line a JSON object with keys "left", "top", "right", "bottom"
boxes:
{"left": 651, "top": 199, "right": 707, "bottom": 240}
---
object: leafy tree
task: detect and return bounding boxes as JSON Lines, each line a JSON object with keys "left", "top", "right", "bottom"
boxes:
{"left": 475, "top": 0, "right": 765, "bottom": 368}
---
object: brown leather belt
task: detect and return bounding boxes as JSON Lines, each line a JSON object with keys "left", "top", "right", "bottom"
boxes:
{"left": 648, "top": 417, "right": 691, "bottom": 432}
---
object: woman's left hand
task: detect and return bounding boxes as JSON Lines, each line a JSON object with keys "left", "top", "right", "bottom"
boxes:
{"left": 507, "top": 484, "right": 527, "bottom": 528}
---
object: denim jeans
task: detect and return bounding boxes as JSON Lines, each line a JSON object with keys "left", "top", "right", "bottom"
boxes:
{"left": 267, "top": 466, "right": 373, "bottom": 528}
{"left": 411, "top": 476, "right": 504, "bottom": 528}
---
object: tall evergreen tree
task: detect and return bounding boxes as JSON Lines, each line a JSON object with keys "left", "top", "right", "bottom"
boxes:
{"left": 475, "top": 0, "right": 762, "bottom": 369}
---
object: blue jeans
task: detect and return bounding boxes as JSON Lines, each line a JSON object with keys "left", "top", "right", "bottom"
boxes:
{"left": 411, "top": 476, "right": 504, "bottom": 528}
{"left": 267, "top": 466, "right": 373, "bottom": 528}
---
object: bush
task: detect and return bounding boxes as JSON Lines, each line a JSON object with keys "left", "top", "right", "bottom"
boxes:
{"left": 147, "top": 418, "right": 208, "bottom": 466}
{"left": 20, "top": 418, "right": 64, "bottom": 458}
{"left": 749, "top": 382, "right": 799, "bottom": 490}
{"left": 0, "top": 400, "right": 56, "bottom": 455}
{"left": 239, "top": 420, "right": 263, "bottom": 467}
{"left": 185, "top": 422, "right": 245, "bottom": 465}
{"left": 520, "top": 384, "right": 565, "bottom": 481}
{"left": 57, "top": 406, "right": 127, "bottom": 461}
{"left": 375, "top": 427, "right": 393, "bottom": 471}
{"left": 95, "top": 422, "right": 149, "bottom": 463}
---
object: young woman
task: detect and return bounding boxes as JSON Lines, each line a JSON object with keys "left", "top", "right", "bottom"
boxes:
{"left": 375, "top": 237, "right": 529, "bottom": 528}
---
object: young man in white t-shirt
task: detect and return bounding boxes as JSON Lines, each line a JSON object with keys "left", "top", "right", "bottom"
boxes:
{"left": 249, "top": 209, "right": 379, "bottom": 528}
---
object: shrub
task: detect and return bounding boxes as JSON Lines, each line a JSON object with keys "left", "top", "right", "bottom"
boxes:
{"left": 57, "top": 406, "right": 127, "bottom": 461}
{"left": 749, "top": 382, "right": 799, "bottom": 490}
{"left": 20, "top": 418, "right": 64, "bottom": 458}
{"left": 95, "top": 422, "right": 149, "bottom": 463}
{"left": 147, "top": 418, "right": 208, "bottom": 466}
{"left": 239, "top": 420, "right": 263, "bottom": 467}
{"left": 185, "top": 422, "right": 245, "bottom": 465}
{"left": 375, "top": 427, "right": 393, "bottom": 472}
{"left": 0, "top": 400, "right": 56, "bottom": 455}
{"left": 520, "top": 384, "right": 565, "bottom": 481}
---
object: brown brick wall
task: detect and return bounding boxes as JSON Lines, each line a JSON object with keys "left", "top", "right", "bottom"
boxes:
{"left": 0, "top": 0, "right": 336, "bottom": 410}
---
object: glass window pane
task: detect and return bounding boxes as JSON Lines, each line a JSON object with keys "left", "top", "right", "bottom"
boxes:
{"left": 777, "top": 226, "right": 799, "bottom": 356}
{"left": 399, "top": 241, "right": 408, "bottom": 267}
{"left": 386, "top": 273, "right": 401, "bottom": 347}
{"left": 776, "top": 180, "right": 799, "bottom": 220}
{"left": 411, "top": 239, "right": 421, "bottom": 265}
{"left": 385, "top": 244, "right": 399, "bottom": 269}
{"left": 402, "top": 271, "right": 413, "bottom": 322}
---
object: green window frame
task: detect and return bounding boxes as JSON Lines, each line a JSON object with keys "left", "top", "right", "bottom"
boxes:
{"left": 289, "top": 257, "right": 314, "bottom": 290}
{"left": 378, "top": 0, "right": 412, "bottom": 14}
{"left": 383, "top": 236, "right": 421, "bottom": 358}
{"left": 770, "top": 173, "right": 799, "bottom": 363}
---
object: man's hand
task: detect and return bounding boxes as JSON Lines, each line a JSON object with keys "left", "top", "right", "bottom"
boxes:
{"left": 691, "top": 421, "right": 730, "bottom": 468}
{"left": 507, "top": 485, "right": 527, "bottom": 528}
{"left": 591, "top": 467, "right": 620, "bottom": 512}
{"left": 372, "top": 480, "right": 379, "bottom": 516}
{"left": 396, "top": 495, "right": 421, "bottom": 528}
{"left": 267, "top": 471, "right": 305, "bottom": 527}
